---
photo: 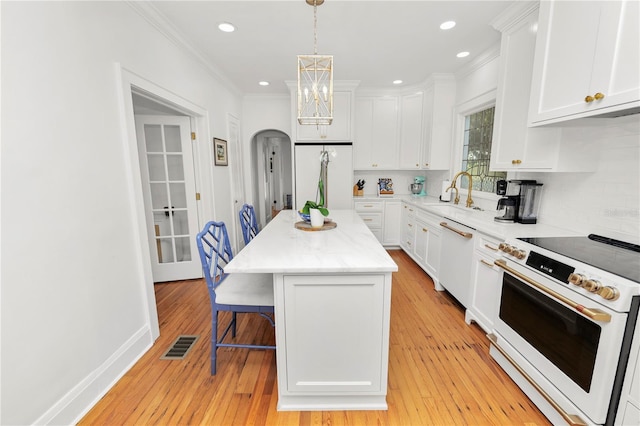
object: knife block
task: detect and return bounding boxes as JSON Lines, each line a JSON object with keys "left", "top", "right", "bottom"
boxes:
{"left": 353, "top": 185, "right": 364, "bottom": 196}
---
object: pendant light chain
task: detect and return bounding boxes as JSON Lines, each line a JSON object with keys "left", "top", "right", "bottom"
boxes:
{"left": 313, "top": 2, "right": 318, "bottom": 55}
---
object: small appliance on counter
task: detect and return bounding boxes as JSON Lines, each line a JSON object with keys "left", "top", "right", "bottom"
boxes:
{"left": 439, "top": 180, "right": 451, "bottom": 202}
{"left": 494, "top": 179, "right": 543, "bottom": 224}
{"left": 410, "top": 176, "right": 427, "bottom": 196}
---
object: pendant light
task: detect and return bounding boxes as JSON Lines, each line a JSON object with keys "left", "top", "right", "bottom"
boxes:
{"left": 297, "top": 0, "right": 333, "bottom": 127}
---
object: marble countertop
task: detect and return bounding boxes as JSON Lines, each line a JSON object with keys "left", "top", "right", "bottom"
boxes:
{"left": 225, "top": 209, "right": 398, "bottom": 274}
{"left": 354, "top": 194, "right": 580, "bottom": 240}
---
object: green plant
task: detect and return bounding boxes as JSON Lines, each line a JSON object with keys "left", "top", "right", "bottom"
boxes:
{"left": 301, "top": 200, "right": 329, "bottom": 216}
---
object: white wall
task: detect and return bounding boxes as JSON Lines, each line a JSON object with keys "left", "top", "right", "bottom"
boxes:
{"left": 1, "top": 2, "right": 240, "bottom": 424}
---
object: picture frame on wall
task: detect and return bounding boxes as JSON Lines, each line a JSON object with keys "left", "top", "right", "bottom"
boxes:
{"left": 214, "top": 138, "right": 228, "bottom": 166}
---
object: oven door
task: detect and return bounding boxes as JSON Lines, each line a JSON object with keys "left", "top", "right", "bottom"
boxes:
{"left": 493, "top": 259, "right": 628, "bottom": 424}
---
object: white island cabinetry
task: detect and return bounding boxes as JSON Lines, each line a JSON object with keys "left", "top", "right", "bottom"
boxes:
{"left": 225, "top": 210, "right": 397, "bottom": 411}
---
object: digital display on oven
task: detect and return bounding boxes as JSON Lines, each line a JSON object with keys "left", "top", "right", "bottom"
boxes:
{"left": 526, "top": 251, "right": 575, "bottom": 283}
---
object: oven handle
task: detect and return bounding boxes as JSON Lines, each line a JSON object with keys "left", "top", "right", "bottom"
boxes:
{"left": 494, "top": 259, "right": 611, "bottom": 323}
{"left": 487, "top": 334, "right": 587, "bottom": 426}
{"left": 439, "top": 222, "right": 473, "bottom": 239}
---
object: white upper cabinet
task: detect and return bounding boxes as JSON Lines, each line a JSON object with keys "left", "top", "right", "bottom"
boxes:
{"left": 354, "top": 96, "right": 399, "bottom": 169}
{"left": 491, "top": 3, "right": 594, "bottom": 172}
{"left": 422, "top": 75, "right": 455, "bottom": 170}
{"left": 528, "top": 0, "right": 640, "bottom": 125}
{"left": 398, "top": 92, "right": 424, "bottom": 169}
{"left": 286, "top": 81, "right": 359, "bottom": 142}
{"left": 295, "top": 91, "right": 353, "bottom": 141}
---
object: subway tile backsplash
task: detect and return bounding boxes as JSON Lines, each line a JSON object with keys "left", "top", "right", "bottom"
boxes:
{"left": 520, "top": 115, "right": 640, "bottom": 244}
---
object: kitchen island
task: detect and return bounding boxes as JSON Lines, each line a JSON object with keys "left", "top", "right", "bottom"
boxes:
{"left": 225, "top": 209, "right": 398, "bottom": 411}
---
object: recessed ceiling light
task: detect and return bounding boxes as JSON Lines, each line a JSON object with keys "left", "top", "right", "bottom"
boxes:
{"left": 258, "top": 81, "right": 270, "bottom": 86}
{"left": 440, "top": 21, "right": 456, "bottom": 30}
{"left": 393, "top": 80, "right": 403, "bottom": 85}
{"left": 457, "top": 51, "right": 470, "bottom": 58}
{"left": 218, "top": 22, "right": 235, "bottom": 33}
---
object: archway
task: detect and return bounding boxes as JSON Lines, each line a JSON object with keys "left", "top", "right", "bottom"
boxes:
{"left": 250, "top": 129, "right": 292, "bottom": 227}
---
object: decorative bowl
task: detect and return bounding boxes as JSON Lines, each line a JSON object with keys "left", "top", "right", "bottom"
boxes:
{"left": 298, "top": 211, "right": 311, "bottom": 223}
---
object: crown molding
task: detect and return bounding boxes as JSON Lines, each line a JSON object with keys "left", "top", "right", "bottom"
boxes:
{"left": 125, "top": 0, "right": 242, "bottom": 97}
{"left": 454, "top": 42, "right": 501, "bottom": 80}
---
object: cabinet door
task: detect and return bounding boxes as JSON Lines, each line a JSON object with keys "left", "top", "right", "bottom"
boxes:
{"left": 421, "top": 77, "right": 455, "bottom": 170}
{"left": 467, "top": 251, "right": 501, "bottom": 333}
{"left": 282, "top": 274, "right": 385, "bottom": 393}
{"left": 491, "top": 6, "right": 560, "bottom": 171}
{"left": 354, "top": 97, "right": 398, "bottom": 169}
{"left": 425, "top": 228, "right": 440, "bottom": 279}
{"left": 529, "top": 0, "right": 640, "bottom": 124}
{"left": 354, "top": 98, "right": 374, "bottom": 169}
{"left": 414, "top": 219, "right": 429, "bottom": 266}
{"left": 398, "top": 93, "right": 423, "bottom": 169}
{"left": 382, "top": 201, "right": 401, "bottom": 245}
{"left": 296, "top": 91, "right": 352, "bottom": 141}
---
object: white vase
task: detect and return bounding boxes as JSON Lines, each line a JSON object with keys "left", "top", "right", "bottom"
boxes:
{"left": 309, "top": 208, "right": 324, "bottom": 228}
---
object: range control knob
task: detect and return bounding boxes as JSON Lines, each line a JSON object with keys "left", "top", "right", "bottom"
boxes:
{"left": 583, "top": 279, "right": 602, "bottom": 293}
{"left": 498, "top": 243, "right": 510, "bottom": 252}
{"left": 598, "top": 286, "right": 620, "bottom": 301}
{"left": 513, "top": 249, "right": 527, "bottom": 260}
{"left": 568, "top": 273, "right": 586, "bottom": 286}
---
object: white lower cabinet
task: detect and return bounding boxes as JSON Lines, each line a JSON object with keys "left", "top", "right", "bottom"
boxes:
{"left": 382, "top": 201, "right": 401, "bottom": 245}
{"left": 400, "top": 202, "right": 441, "bottom": 284}
{"left": 465, "top": 233, "right": 503, "bottom": 332}
{"left": 400, "top": 203, "right": 416, "bottom": 252}
{"left": 355, "top": 199, "right": 401, "bottom": 246}
{"left": 354, "top": 200, "right": 383, "bottom": 241}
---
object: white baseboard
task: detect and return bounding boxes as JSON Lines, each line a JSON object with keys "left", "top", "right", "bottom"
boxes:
{"left": 33, "top": 326, "right": 153, "bottom": 425}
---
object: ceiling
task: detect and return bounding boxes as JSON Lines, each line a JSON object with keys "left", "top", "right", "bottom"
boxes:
{"left": 145, "top": 0, "right": 517, "bottom": 95}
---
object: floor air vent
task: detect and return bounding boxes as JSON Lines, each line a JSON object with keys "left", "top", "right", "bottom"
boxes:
{"left": 161, "top": 335, "right": 199, "bottom": 360}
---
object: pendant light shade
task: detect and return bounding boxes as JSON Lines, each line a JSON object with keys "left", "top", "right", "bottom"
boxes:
{"left": 297, "top": 0, "right": 333, "bottom": 126}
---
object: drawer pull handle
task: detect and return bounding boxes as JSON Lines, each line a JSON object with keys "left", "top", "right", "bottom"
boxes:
{"left": 364, "top": 218, "right": 373, "bottom": 222}
{"left": 480, "top": 259, "right": 494, "bottom": 267}
{"left": 422, "top": 228, "right": 427, "bottom": 232}
{"left": 484, "top": 244, "right": 499, "bottom": 251}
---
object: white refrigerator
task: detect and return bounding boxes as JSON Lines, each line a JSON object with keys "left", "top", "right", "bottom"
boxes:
{"left": 294, "top": 144, "right": 353, "bottom": 211}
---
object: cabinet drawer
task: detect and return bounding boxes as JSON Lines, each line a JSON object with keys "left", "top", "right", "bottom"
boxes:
{"left": 476, "top": 233, "right": 502, "bottom": 257}
{"left": 355, "top": 201, "right": 384, "bottom": 212}
{"left": 402, "top": 203, "right": 416, "bottom": 217}
{"left": 358, "top": 213, "right": 382, "bottom": 228}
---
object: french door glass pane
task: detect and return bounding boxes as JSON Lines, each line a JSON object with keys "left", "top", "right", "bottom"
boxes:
{"left": 144, "top": 123, "right": 191, "bottom": 264}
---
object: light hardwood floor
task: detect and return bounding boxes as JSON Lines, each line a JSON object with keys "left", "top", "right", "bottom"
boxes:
{"left": 80, "top": 250, "right": 550, "bottom": 425}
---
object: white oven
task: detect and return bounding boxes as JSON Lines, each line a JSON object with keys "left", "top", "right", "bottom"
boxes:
{"left": 489, "top": 236, "right": 640, "bottom": 426}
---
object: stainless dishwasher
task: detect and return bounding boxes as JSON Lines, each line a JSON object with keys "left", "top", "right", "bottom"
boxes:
{"left": 438, "top": 220, "right": 475, "bottom": 308}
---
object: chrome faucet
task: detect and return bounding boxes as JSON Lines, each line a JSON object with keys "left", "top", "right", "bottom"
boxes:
{"left": 446, "top": 171, "right": 474, "bottom": 208}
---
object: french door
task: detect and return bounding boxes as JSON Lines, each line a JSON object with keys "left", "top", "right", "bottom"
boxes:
{"left": 135, "top": 115, "right": 201, "bottom": 282}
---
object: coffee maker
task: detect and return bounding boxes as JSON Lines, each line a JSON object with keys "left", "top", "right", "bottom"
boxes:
{"left": 494, "top": 180, "right": 543, "bottom": 224}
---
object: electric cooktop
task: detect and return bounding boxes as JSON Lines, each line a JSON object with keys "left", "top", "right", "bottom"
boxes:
{"left": 517, "top": 234, "right": 640, "bottom": 284}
